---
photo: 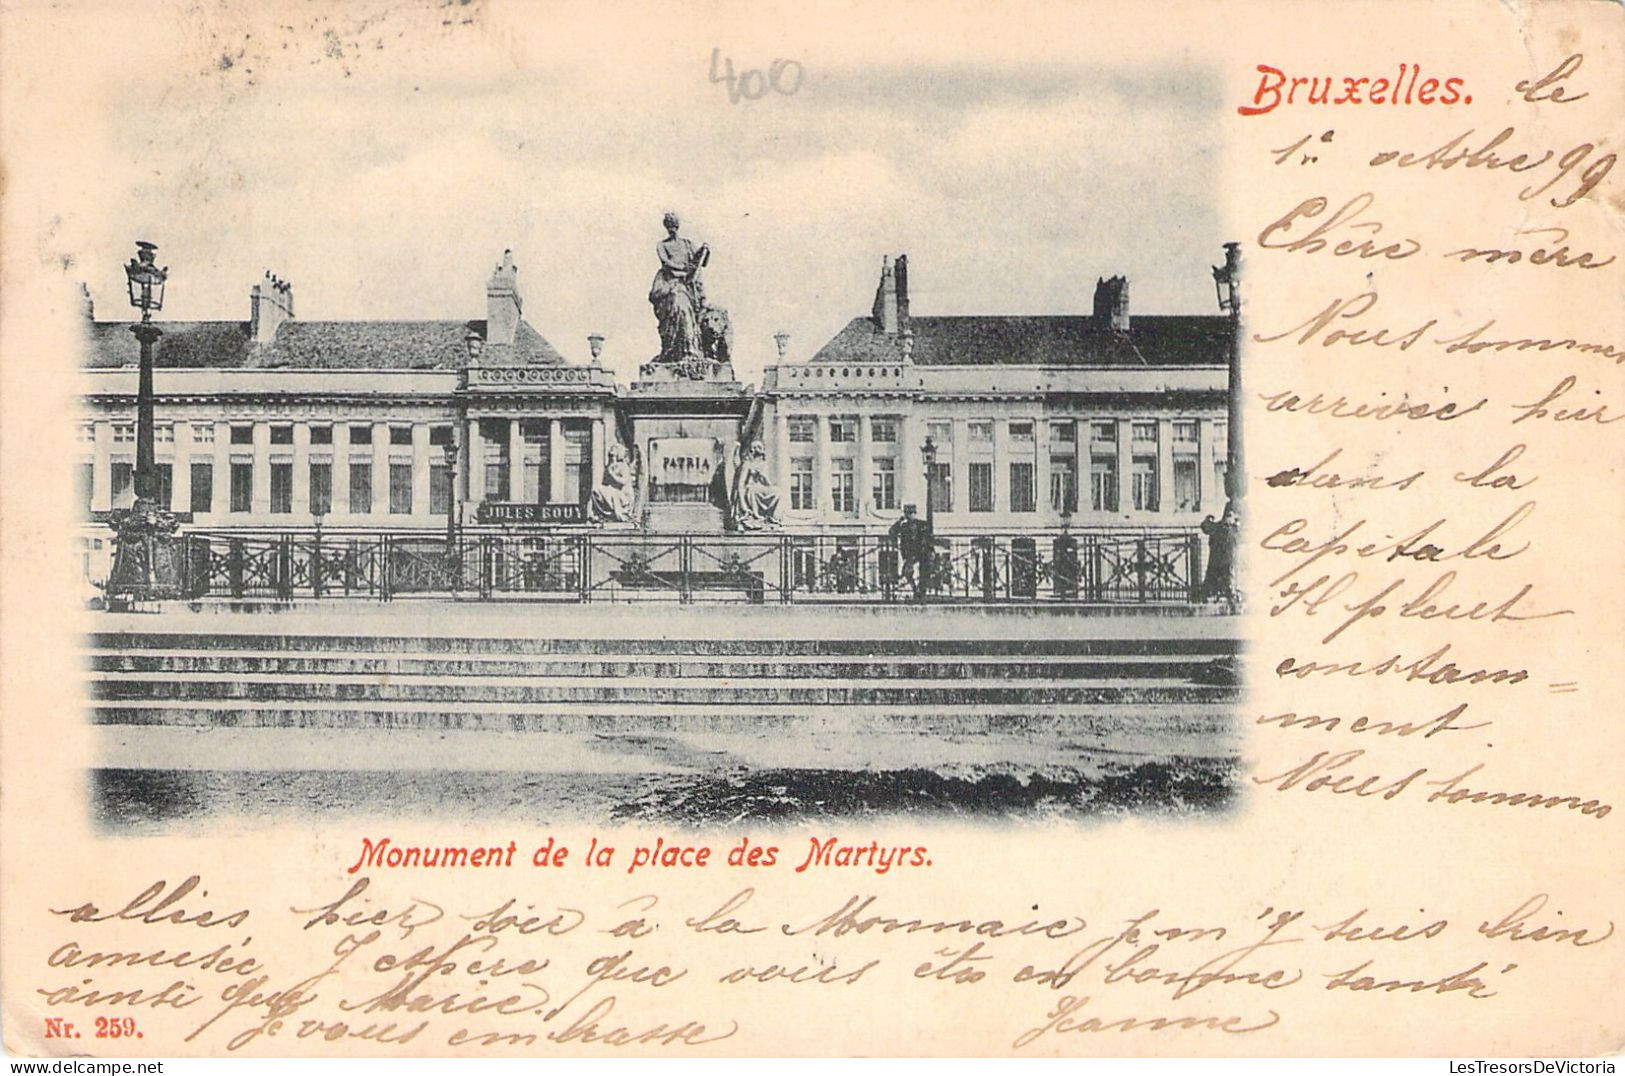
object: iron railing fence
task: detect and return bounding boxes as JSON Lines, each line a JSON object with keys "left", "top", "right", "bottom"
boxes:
{"left": 173, "top": 529, "right": 1204, "bottom": 605}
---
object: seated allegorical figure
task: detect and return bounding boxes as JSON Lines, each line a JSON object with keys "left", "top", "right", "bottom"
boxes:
{"left": 587, "top": 443, "right": 638, "bottom": 524}
{"left": 729, "top": 440, "right": 781, "bottom": 530}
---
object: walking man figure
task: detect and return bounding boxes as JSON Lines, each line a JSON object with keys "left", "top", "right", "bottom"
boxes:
{"left": 890, "top": 504, "right": 932, "bottom": 600}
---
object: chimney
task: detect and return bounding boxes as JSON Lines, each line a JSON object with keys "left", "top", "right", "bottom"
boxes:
{"left": 894, "top": 254, "right": 909, "bottom": 328}
{"left": 486, "top": 249, "right": 522, "bottom": 348}
{"left": 250, "top": 271, "right": 295, "bottom": 344}
{"left": 1093, "top": 275, "right": 1129, "bottom": 331}
{"left": 872, "top": 255, "right": 898, "bottom": 333}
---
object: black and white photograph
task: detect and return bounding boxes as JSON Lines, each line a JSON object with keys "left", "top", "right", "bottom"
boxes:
{"left": 72, "top": 19, "right": 1245, "bottom": 831}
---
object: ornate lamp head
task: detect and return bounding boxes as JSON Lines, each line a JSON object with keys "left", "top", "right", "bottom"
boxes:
{"left": 124, "top": 241, "right": 168, "bottom": 314}
{"left": 1211, "top": 241, "right": 1241, "bottom": 314}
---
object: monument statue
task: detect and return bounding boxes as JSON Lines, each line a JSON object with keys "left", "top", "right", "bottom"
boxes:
{"left": 587, "top": 443, "right": 639, "bottom": 524}
{"left": 729, "top": 440, "right": 782, "bottom": 530}
{"left": 648, "top": 212, "right": 732, "bottom": 379}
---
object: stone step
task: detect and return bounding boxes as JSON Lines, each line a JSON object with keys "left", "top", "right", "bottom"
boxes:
{"left": 88, "top": 631, "right": 1240, "bottom": 659}
{"left": 96, "top": 722, "right": 1240, "bottom": 773}
{"left": 91, "top": 699, "right": 1236, "bottom": 731}
{"left": 87, "top": 650, "right": 1222, "bottom": 681}
{"left": 91, "top": 673, "right": 1231, "bottom": 706}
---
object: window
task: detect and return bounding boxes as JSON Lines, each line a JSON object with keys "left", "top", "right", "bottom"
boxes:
{"left": 928, "top": 462, "right": 953, "bottom": 513}
{"left": 1174, "top": 457, "right": 1200, "bottom": 512}
{"left": 1173, "top": 419, "right": 1199, "bottom": 444}
{"left": 77, "top": 423, "right": 96, "bottom": 443}
{"left": 111, "top": 461, "right": 134, "bottom": 508}
{"left": 389, "top": 462, "right": 414, "bottom": 514}
{"left": 870, "top": 416, "right": 899, "bottom": 443}
{"left": 1050, "top": 458, "right": 1077, "bottom": 513}
{"left": 563, "top": 425, "right": 589, "bottom": 503}
{"left": 926, "top": 420, "right": 953, "bottom": 445}
{"left": 1132, "top": 421, "right": 1158, "bottom": 447}
{"left": 1090, "top": 456, "right": 1118, "bottom": 513}
{"left": 968, "top": 420, "right": 993, "bottom": 443}
{"left": 430, "top": 462, "right": 451, "bottom": 515}
{"left": 350, "top": 424, "right": 374, "bottom": 445}
{"left": 230, "top": 424, "right": 253, "bottom": 445}
{"left": 790, "top": 458, "right": 815, "bottom": 510}
{"left": 349, "top": 462, "right": 373, "bottom": 514}
{"left": 1090, "top": 420, "right": 1117, "bottom": 445}
{"left": 270, "top": 463, "right": 293, "bottom": 513}
{"left": 192, "top": 424, "right": 215, "bottom": 444}
{"left": 190, "top": 462, "right": 213, "bottom": 514}
{"left": 1131, "top": 456, "right": 1158, "bottom": 512}
{"left": 1010, "top": 461, "right": 1036, "bottom": 512}
{"left": 519, "top": 420, "right": 548, "bottom": 504}
{"left": 309, "top": 462, "right": 332, "bottom": 516}
{"left": 155, "top": 424, "right": 175, "bottom": 444}
{"left": 1050, "top": 420, "right": 1077, "bottom": 446}
{"left": 831, "top": 458, "right": 856, "bottom": 514}
{"left": 479, "top": 419, "right": 509, "bottom": 499}
{"left": 829, "top": 416, "right": 858, "bottom": 443}
{"left": 270, "top": 425, "right": 294, "bottom": 445}
{"left": 113, "top": 424, "right": 135, "bottom": 444}
{"left": 1009, "top": 421, "right": 1035, "bottom": 443}
{"left": 390, "top": 425, "right": 414, "bottom": 447}
{"left": 872, "top": 457, "right": 897, "bottom": 510}
{"left": 787, "top": 416, "right": 816, "bottom": 443}
{"left": 310, "top": 424, "right": 333, "bottom": 445}
{"left": 430, "top": 426, "right": 454, "bottom": 447}
{"left": 969, "top": 461, "right": 994, "bottom": 512}
{"left": 230, "top": 463, "right": 252, "bottom": 512}
{"left": 1214, "top": 458, "right": 1229, "bottom": 502}
{"left": 78, "top": 463, "right": 94, "bottom": 513}
{"left": 154, "top": 464, "right": 173, "bottom": 510}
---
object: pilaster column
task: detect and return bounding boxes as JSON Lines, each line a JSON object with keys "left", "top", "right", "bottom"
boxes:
{"left": 293, "top": 422, "right": 311, "bottom": 515}
{"left": 951, "top": 417, "right": 969, "bottom": 517}
{"left": 993, "top": 418, "right": 1010, "bottom": 514}
{"left": 371, "top": 421, "right": 390, "bottom": 515}
{"left": 173, "top": 421, "right": 193, "bottom": 513}
{"left": 856, "top": 414, "right": 873, "bottom": 516}
{"left": 1198, "top": 417, "right": 1218, "bottom": 515}
{"left": 1157, "top": 418, "right": 1175, "bottom": 515}
{"left": 590, "top": 416, "right": 606, "bottom": 492}
{"left": 773, "top": 404, "right": 790, "bottom": 488}
{"left": 1036, "top": 419, "right": 1053, "bottom": 522}
{"left": 549, "top": 418, "right": 567, "bottom": 504}
{"left": 252, "top": 421, "right": 272, "bottom": 515}
{"left": 1115, "top": 417, "right": 1133, "bottom": 517}
{"left": 91, "top": 421, "right": 112, "bottom": 512}
{"left": 332, "top": 422, "right": 351, "bottom": 516}
{"left": 212, "top": 421, "right": 230, "bottom": 517}
{"left": 815, "top": 414, "right": 832, "bottom": 514}
{"left": 899, "top": 412, "right": 921, "bottom": 511}
{"left": 412, "top": 423, "right": 431, "bottom": 518}
{"left": 466, "top": 418, "right": 485, "bottom": 504}
{"left": 507, "top": 417, "right": 524, "bottom": 502}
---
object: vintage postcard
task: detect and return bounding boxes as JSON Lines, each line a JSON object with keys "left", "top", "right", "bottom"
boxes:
{"left": 0, "top": 0, "right": 1621, "bottom": 1059}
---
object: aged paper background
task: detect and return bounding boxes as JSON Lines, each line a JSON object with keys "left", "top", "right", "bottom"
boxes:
{"left": 2, "top": 0, "right": 1622, "bottom": 1057}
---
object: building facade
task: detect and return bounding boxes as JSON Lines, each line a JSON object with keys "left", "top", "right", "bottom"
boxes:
{"left": 77, "top": 247, "right": 1232, "bottom": 584}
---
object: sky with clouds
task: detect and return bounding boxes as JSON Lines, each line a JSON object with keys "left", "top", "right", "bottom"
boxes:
{"left": 65, "top": 1, "right": 1226, "bottom": 384}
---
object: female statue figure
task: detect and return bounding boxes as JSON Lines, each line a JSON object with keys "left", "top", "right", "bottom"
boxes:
{"left": 730, "top": 440, "right": 781, "bottom": 530}
{"left": 648, "top": 212, "right": 709, "bottom": 365}
{"left": 588, "top": 443, "right": 638, "bottom": 524}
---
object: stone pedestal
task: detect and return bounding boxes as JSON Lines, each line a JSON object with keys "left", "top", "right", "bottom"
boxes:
{"left": 623, "top": 366, "right": 753, "bottom": 534}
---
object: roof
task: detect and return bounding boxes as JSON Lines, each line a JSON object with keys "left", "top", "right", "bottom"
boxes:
{"left": 84, "top": 318, "right": 566, "bottom": 370}
{"left": 808, "top": 314, "right": 1229, "bottom": 368}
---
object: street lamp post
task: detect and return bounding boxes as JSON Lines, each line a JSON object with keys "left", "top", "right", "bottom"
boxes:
{"left": 920, "top": 435, "right": 938, "bottom": 598}
{"left": 1212, "top": 241, "right": 1243, "bottom": 507}
{"left": 105, "top": 241, "right": 184, "bottom": 607}
{"left": 1202, "top": 241, "right": 1243, "bottom": 613}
